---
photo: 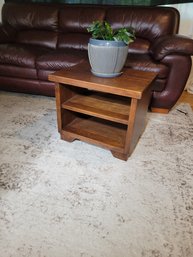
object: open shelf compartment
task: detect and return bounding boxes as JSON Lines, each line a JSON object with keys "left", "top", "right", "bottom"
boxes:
{"left": 62, "top": 114, "right": 127, "bottom": 152}
{"left": 62, "top": 90, "right": 130, "bottom": 125}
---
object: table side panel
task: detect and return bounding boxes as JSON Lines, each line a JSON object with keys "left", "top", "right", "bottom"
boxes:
{"left": 124, "top": 86, "right": 152, "bottom": 156}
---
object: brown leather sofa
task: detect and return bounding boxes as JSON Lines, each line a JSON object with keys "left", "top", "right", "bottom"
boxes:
{"left": 0, "top": 2, "right": 193, "bottom": 112}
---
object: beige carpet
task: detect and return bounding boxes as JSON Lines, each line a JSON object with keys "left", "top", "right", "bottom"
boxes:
{"left": 0, "top": 91, "right": 193, "bottom": 257}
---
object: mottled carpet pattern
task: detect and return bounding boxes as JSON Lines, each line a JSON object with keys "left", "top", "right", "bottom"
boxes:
{"left": 0, "top": 91, "right": 193, "bottom": 257}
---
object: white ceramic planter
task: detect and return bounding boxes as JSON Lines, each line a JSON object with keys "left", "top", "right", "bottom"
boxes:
{"left": 88, "top": 38, "right": 128, "bottom": 78}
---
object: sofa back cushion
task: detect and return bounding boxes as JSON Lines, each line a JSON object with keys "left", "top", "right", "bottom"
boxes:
{"left": 2, "top": 3, "right": 58, "bottom": 49}
{"left": 106, "top": 7, "right": 179, "bottom": 43}
{"left": 58, "top": 6, "right": 106, "bottom": 50}
{"left": 57, "top": 5, "right": 179, "bottom": 53}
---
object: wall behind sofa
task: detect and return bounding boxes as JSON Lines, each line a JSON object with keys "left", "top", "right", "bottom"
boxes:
{"left": 0, "top": 0, "right": 4, "bottom": 21}
{"left": 169, "top": 3, "right": 193, "bottom": 92}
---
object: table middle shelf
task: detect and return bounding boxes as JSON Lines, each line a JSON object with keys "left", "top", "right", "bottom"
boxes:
{"left": 62, "top": 92, "right": 131, "bottom": 125}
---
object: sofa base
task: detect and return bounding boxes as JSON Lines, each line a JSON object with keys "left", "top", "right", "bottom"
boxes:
{"left": 0, "top": 77, "right": 55, "bottom": 97}
{"left": 151, "top": 107, "right": 170, "bottom": 114}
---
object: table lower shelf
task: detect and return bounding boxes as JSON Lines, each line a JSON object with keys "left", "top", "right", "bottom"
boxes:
{"left": 61, "top": 116, "right": 127, "bottom": 152}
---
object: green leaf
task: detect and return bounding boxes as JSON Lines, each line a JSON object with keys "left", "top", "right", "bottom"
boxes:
{"left": 114, "top": 28, "right": 135, "bottom": 45}
{"left": 87, "top": 21, "right": 135, "bottom": 44}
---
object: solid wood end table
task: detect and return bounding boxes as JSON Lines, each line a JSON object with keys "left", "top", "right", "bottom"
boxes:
{"left": 49, "top": 62, "right": 157, "bottom": 161}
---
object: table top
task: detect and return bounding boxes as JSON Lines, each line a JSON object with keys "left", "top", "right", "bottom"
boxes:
{"left": 49, "top": 61, "right": 157, "bottom": 99}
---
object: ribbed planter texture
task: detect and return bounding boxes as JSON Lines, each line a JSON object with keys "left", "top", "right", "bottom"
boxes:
{"left": 88, "top": 38, "right": 128, "bottom": 78}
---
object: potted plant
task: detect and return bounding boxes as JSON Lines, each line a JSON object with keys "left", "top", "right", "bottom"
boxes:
{"left": 87, "top": 21, "right": 135, "bottom": 78}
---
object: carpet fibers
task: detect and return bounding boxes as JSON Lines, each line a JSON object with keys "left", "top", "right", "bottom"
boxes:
{"left": 0, "top": 91, "right": 193, "bottom": 257}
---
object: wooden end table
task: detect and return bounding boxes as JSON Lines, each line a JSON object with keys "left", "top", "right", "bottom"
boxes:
{"left": 49, "top": 62, "right": 157, "bottom": 161}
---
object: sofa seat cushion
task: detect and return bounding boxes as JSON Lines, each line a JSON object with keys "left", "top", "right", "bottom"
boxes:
{"left": 0, "top": 65, "right": 37, "bottom": 79}
{"left": 36, "top": 49, "right": 87, "bottom": 70}
{"left": 0, "top": 76, "right": 55, "bottom": 96}
{"left": 125, "top": 53, "right": 169, "bottom": 79}
{"left": 0, "top": 44, "right": 50, "bottom": 68}
{"left": 36, "top": 49, "right": 87, "bottom": 81}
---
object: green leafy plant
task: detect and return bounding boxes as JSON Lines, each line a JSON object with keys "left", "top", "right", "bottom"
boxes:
{"left": 87, "top": 21, "right": 135, "bottom": 45}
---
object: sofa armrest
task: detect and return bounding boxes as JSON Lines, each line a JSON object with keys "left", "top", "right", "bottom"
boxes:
{"left": 150, "top": 35, "right": 193, "bottom": 61}
{"left": 0, "top": 24, "right": 16, "bottom": 43}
